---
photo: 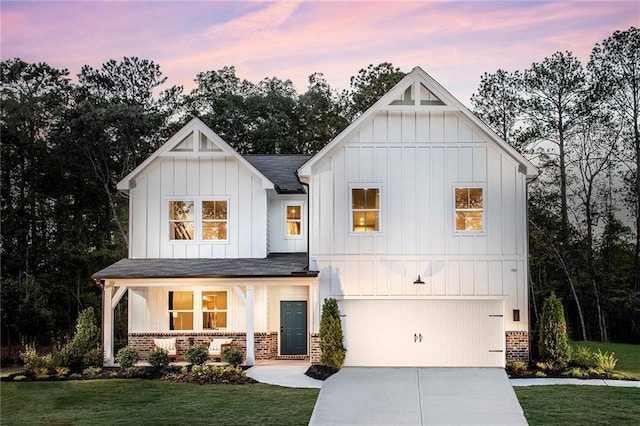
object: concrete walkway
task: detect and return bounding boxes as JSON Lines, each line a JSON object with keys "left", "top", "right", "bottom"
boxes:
{"left": 511, "top": 377, "right": 640, "bottom": 387}
{"left": 246, "top": 360, "right": 322, "bottom": 388}
{"left": 309, "top": 368, "right": 527, "bottom": 426}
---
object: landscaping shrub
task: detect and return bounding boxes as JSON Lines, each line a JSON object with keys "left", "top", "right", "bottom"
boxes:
{"left": 66, "top": 307, "right": 101, "bottom": 368}
{"left": 185, "top": 344, "right": 208, "bottom": 365}
{"left": 571, "top": 345, "right": 593, "bottom": 367}
{"left": 538, "top": 293, "right": 570, "bottom": 368}
{"left": 593, "top": 349, "right": 617, "bottom": 372}
{"left": 19, "top": 343, "right": 44, "bottom": 375}
{"left": 319, "top": 298, "right": 345, "bottom": 369}
{"left": 147, "top": 347, "right": 170, "bottom": 368}
{"left": 82, "top": 346, "right": 104, "bottom": 368}
{"left": 222, "top": 346, "right": 243, "bottom": 366}
{"left": 164, "top": 365, "right": 255, "bottom": 385}
{"left": 115, "top": 346, "right": 138, "bottom": 368}
{"left": 506, "top": 360, "right": 528, "bottom": 373}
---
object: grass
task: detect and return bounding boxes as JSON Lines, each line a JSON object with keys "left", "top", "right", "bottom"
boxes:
{"left": 570, "top": 341, "right": 640, "bottom": 378}
{"left": 1, "top": 379, "right": 319, "bottom": 425}
{"left": 516, "top": 385, "right": 640, "bottom": 425}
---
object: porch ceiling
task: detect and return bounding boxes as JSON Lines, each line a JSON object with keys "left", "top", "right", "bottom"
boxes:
{"left": 92, "top": 253, "right": 317, "bottom": 280}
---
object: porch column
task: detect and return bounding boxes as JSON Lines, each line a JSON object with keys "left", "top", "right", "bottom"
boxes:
{"left": 233, "top": 284, "right": 255, "bottom": 366}
{"left": 102, "top": 286, "right": 114, "bottom": 366}
{"left": 246, "top": 285, "right": 255, "bottom": 366}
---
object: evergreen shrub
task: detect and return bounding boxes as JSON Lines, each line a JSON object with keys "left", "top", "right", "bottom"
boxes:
{"left": 538, "top": 293, "right": 570, "bottom": 368}
{"left": 319, "top": 298, "right": 346, "bottom": 369}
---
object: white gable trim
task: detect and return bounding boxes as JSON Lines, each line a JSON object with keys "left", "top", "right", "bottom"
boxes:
{"left": 298, "top": 66, "right": 537, "bottom": 181}
{"left": 117, "top": 117, "right": 274, "bottom": 191}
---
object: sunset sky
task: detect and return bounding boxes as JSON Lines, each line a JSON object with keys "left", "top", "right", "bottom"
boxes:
{"left": 2, "top": 1, "right": 638, "bottom": 105}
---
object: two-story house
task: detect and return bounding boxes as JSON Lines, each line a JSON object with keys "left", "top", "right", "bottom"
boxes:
{"left": 93, "top": 67, "right": 537, "bottom": 367}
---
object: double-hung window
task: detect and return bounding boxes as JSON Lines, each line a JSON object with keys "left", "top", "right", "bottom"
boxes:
{"left": 285, "top": 204, "right": 302, "bottom": 237}
{"left": 169, "top": 199, "right": 228, "bottom": 241}
{"left": 168, "top": 291, "right": 194, "bottom": 330}
{"left": 351, "top": 186, "right": 380, "bottom": 232}
{"left": 202, "top": 291, "right": 227, "bottom": 329}
{"left": 454, "top": 187, "right": 484, "bottom": 232}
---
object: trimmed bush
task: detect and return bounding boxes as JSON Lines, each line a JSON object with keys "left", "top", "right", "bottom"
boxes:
{"left": 319, "top": 298, "right": 346, "bottom": 369}
{"left": 571, "top": 345, "right": 593, "bottom": 367}
{"left": 538, "top": 293, "right": 570, "bottom": 368}
{"left": 592, "top": 349, "right": 617, "bottom": 372}
{"left": 185, "top": 344, "right": 208, "bottom": 365}
{"left": 115, "top": 346, "right": 138, "bottom": 368}
{"left": 147, "top": 347, "right": 170, "bottom": 368}
{"left": 221, "top": 346, "right": 243, "bottom": 366}
{"left": 82, "top": 346, "right": 104, "bottom": 368}
{"left": 66, "top": 307, "right": 101, "bottom": 368}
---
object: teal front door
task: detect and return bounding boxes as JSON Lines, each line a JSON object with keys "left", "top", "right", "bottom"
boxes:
{"left": 280, "top": 301, "right": 307, "bottom": 355}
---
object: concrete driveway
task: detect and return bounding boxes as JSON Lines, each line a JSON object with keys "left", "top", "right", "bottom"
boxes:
{"left": 309, "top": 368, "right": 527, "bottom": 425}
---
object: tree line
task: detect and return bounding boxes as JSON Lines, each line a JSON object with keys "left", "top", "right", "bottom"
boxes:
{"left": 1, "top": 27, "right": 638, "bottom": 350}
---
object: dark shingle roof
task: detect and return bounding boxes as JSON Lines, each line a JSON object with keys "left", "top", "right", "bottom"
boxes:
{"left": 92, "top": 253, "right": 317, "bottom": 280}
{"left": 244, "top": 155, "right": 311, "bottom": 194}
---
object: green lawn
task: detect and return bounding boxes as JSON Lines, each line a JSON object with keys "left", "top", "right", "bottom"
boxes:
{"left": 1, "top": 380, "right": 319, "bottom": 425}
{"left": 516, "top": 385, "right": 640, "bottom": 425}
{"left": 570, "top": 341, "right": 640, "bottom": 378}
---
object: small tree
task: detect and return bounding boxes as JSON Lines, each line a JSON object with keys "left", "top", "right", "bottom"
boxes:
{"left": 319, "top": 298, "right": 345, "bottom": 369}
{"left": 538, "top": 293, "right": 570, "bottom": 368}
{"left": 65, "top": 307, "right": 101, "bottom": 368}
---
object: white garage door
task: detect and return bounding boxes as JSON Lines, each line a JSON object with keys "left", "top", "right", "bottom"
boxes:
{"left": 341, "top": 300, "right": 505, "bottom": 367}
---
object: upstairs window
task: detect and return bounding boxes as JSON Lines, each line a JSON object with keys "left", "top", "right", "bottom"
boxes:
{"left": 351, "top": 187, "right": 380, "bottom": 232}
{"left": 202, "top": 200, "right": 228, "bottom": 240}
{"left": 202, "top": 291, "right": 227, "bottom": 329}
{"left": 455, "top": 187, "right": 484, "bottom": 232}
{"left": 169, "top": 201, "right": 194, "bottom": 240}
{"left": 169, "top": 291, "right": 194, "bottom": 330}
{"left": 285, "top": 204, "right": 302, "bottom": 237}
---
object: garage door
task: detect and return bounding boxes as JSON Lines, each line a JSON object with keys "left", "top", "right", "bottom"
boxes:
{"left": 341, "top": 300, "right": 505, "bottom": 367}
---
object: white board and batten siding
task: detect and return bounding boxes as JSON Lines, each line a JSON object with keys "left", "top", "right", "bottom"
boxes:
{"left": 267, "top": 194, "right": 308, "bottom": 253}
{"left": 129, "top": 156, "right": 268, "bottom": 259}
{"left": 308, "top": 106, "right": 530, "bottom": 366}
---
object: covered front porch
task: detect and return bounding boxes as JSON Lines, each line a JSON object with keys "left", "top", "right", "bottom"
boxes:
{"left": 93, "top": 254, "right": 319, "bottom": 366}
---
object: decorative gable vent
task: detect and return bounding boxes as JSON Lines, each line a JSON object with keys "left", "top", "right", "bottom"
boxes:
{"left": 171, "top": 132, "right": 194, "bottom": 152}
{"left": 389, "top": 82, "right": 445, "bottom": 107}
{"left": 169, "top": 130, "right": 223, "bottom": 154}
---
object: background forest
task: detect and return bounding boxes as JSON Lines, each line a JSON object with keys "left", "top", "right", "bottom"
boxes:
{"left": 1, "top": 27, "right": 638, "bottom": 353}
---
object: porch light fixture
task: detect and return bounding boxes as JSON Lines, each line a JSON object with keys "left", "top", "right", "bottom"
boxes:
{"left": 513, "top": 309, "right": 520, "bottom": 322}
{"left": 413, "top": 275, "right": 425, "bottom": 285}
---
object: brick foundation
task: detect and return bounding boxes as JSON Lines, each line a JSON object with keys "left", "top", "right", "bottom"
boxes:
{"left": 506, "top": 331, "right": 530, "bottom": 362}
{"left": 128, "top": 332, "right": 277, "bottom": 362}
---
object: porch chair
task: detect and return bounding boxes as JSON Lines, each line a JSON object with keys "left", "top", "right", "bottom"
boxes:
{"left": 153, "top": 338, "right": 177, "bottom": 360}
{"left": 208, "top": 338, "right": 233, "bottom": 361}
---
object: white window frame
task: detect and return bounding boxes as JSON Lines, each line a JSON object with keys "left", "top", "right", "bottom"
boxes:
{"left": 349, "top": 184, "right": 382, "bottom": 234}
{"left": 453, "top": 185, "right": 486, "bottom": 234}
{"left": 167, "top": 197, "right": 230, "bottom": 243}
{"left": 168, "top": 290, "right": 194, "bottom": 331}
{"left": 284, "top": 202, "right": 304, "bottom": 239}
{"left": 201, "top": 290, "right": 228, "bottom": 330}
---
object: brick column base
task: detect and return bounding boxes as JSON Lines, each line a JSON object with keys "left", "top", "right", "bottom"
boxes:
{"left": 506, "top": 331, "right": 529, "bottom": 362}
{"left": 309, "top": 333, "right": 320, "bottom": 364}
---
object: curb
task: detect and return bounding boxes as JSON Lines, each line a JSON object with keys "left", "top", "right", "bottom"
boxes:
{"left": 511, "top": 378, "right": 640, "bottom": 388}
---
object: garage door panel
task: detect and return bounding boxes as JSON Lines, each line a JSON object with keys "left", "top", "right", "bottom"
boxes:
{"left": 342, "top": 300, "right": 505, "bottom": 367}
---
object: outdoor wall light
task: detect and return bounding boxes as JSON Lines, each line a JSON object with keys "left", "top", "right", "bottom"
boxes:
{"left": 413, "top": 275, "right": 425, "bottom": 285}
{"left": 513, "top": 309, "right": 520, "bottom": 322}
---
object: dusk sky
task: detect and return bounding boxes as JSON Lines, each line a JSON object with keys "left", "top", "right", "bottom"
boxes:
{"left": 2, "top": 1, "right": 638, "bottom": 105}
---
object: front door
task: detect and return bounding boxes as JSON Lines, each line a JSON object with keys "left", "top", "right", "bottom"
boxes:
{"left": 280, "top": 301, "right": 307, "bottom": 355}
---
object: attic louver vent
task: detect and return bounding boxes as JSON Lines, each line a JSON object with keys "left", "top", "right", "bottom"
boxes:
{"left": 171, "top": 132, "right": 194, "bottom": 152}
{"left": 419, "top": 83, "right": 445, "bottom": 105}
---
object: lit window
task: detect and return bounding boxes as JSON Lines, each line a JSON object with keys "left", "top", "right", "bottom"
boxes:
{"left": 169, "top": 291, "right": 194, "bottom": 330}
{"left": 202, "top": 200, "right": 228, "bottom": 240}
{"left": 352, "top": 188, "right": 380, "bottom": 232}
{"left": 202, "top": 291, "right": 227, "bottom": 329}
{"left": 455, "top": 188, "right": 483, "bottom": 231}
{"left": 286, "top": 205, "right": 302, "bottom": 236}
{"left": 169, "top": 201, "right": 194, "bottom": 240}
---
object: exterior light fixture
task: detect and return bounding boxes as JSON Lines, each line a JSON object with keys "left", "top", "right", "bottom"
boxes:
{"left": 413, "top": 275, "right": 425, "bottom": 285}
{"left": 513, "top": 309, "right": 520, "bottom": 322}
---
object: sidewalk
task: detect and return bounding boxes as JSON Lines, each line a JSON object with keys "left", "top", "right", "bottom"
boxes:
{"left": 511, "top": 378, "right": 640, "bottom": 387}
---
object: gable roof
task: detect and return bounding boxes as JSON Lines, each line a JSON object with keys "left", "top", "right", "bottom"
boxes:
{"left": 117, "top": 117, "right": 274, "bottom": 191}
{"left": 244, "top": 155, "right": 311, "bottom": 194}
{"left": 298, "top": 66, "right": 537, "bottom": 180}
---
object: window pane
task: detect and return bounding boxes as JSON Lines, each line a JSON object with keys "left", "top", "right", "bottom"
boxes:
{"left": 287, "top": 221, "right": 301, "bottom": 236}
{"left": 170, "top": 201, "right": 194, "bottom": 220}
{"left": 364, "top": 189, "right": 379, "bottom": 209}
{"left": 170, "top": 222, "right": 194, "bottom": 240}
{"left": 169, "top": 291, "right": 193, "bottom": 310}
{"left": 286, "top": 205, "right": 301, "bottom": 220}
{"left": 202, "top": 201, "right": 227, "bottom": 220}
{"left": 202, "top": 291, "right": 227, "bottom": 310}
{"left": 352, "top": 189, "right": 366, "bottom": 209}
{"left": 202, "top": 312, "right": 227, "bottom": 329}
{"left": 456, "top": 211, "right": 483, "bottom": 231}
{"left": 455, "top": 188, "right": 468, "bottom": 209}
{"left": 365, "top": 211, "right": 379, "bottom": 231}
{"left": 170, "top": 312, "right": 193, "bottom": 330}
{"left": 203, "top": 222, "right": 227, "bottom": 240}
{"left": 469, "top": 188, "right": 483, "bottom": 208}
